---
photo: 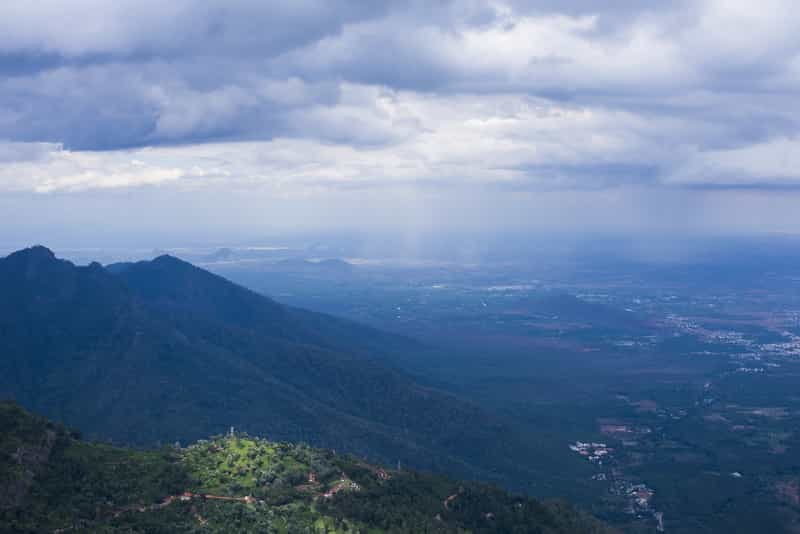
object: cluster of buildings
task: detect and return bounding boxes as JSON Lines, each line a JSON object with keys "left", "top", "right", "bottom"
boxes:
{"left": 664, "top": 315, "right": 800, "bottom": 385}
{"left": 569, "top": 438, "right": 664, "bottom": 531}
{"left": 610, "top": 479, "right": 663, "bottom": 530}
{"left": 625, "top": 483, "right": 654, "bottom": 511}
{"left": 568, "top": 441, "right": 613, "bottom": 465}
{"left": 322, "top": 475, "right": 361, "bottom": 499}
{"left": 736, "top": 366, "right": 765, "bottom": 373}
{"left": 760, "top": 332, "right": 800, "bottom": 357}
{"left": 601, "top": 423, "right": 653, "bottom": 436}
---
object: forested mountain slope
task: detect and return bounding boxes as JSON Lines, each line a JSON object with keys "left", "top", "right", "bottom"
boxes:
{"left": 0, "top": 247, "right": 543, "bottom": 490}
{"left": 0, "top": 402, "right": 616, "bottom": 533}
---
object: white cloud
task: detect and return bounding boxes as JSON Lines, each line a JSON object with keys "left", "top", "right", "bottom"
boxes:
{"left": 1, "top": 0, "right": 800, "bottom": 210}
{"left": 668, "top": 137, "right": 800, "bottom": 187}
{"left": 0, "top": 143, "right": 184, "bottom": 192}
{"left": 0, "top": 87, "right": 751, "bottom": 195}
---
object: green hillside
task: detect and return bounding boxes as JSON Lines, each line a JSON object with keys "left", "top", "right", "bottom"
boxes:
{"left": 0, "top": 247, "right": 551, "bottom": 491}
{"left": 0, "top": 402, "right": 614, "bottom": 533}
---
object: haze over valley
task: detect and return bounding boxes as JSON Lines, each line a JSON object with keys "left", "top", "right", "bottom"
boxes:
{"left": 3, "top": 1, "right": 800, "bottom": 532}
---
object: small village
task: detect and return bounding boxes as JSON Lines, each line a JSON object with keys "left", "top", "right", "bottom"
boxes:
{"left": 569, "top": 439, "right": 664, "bottom": 531}
{"left": 667, "top": 315, "right": 800, "bottom": 362}
{"left": 568, "top": 441, "right": 612, "bottom": 465}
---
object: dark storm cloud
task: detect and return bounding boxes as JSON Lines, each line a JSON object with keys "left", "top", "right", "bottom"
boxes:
{"left": 0, "top": 1, "right": 394, "bottom": 149}
{"left": 0, "top": 51, "right": 64, "bottom": 77}
{"left": 0, "top": 0, "right": 799, "bottom": 191}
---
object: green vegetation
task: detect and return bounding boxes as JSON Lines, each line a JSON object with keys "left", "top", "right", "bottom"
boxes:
{"left": 0, "top": 246, "right": 554, "bottom": 494}
{"left": 1, "top": 402, "right": 614, "bottom": 533}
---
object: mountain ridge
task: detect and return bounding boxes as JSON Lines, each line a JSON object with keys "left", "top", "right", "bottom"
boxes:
{"left": 0, "top": 246, "right": 550, "bottom": 493}
{"left": 0, "top": 401, "right": 616, "bottom": 533}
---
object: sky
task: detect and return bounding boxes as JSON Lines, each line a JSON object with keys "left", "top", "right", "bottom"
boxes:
{"left": 1, "top": 0, "right": 800, "bottom": 247}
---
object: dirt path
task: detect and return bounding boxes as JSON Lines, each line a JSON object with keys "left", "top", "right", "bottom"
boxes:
{"left": 54, "top": 469, "right": 371, "bottom": 532}
{"left": 54, "top": 491, "right": 258, "bottom": 533}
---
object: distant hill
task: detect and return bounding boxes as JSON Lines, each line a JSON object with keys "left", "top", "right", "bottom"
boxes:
{"left": 267, "top": 257, "right": 355, "bottom": 275}
{"left": 0, "top": 246, "right": 548, "bottom": 491}
{"left": 0, "top": 401, "right": 614, "bottom": 533}
{"left": 203, "top": 247, "right": 236, "bottom": 262}
{"left": 523, "top": 293, "right": 645, "bottom": 331}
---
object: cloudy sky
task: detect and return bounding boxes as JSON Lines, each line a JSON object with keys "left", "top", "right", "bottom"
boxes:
{"left": 1, "top": 0, "right": 799, "bottom": 246}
